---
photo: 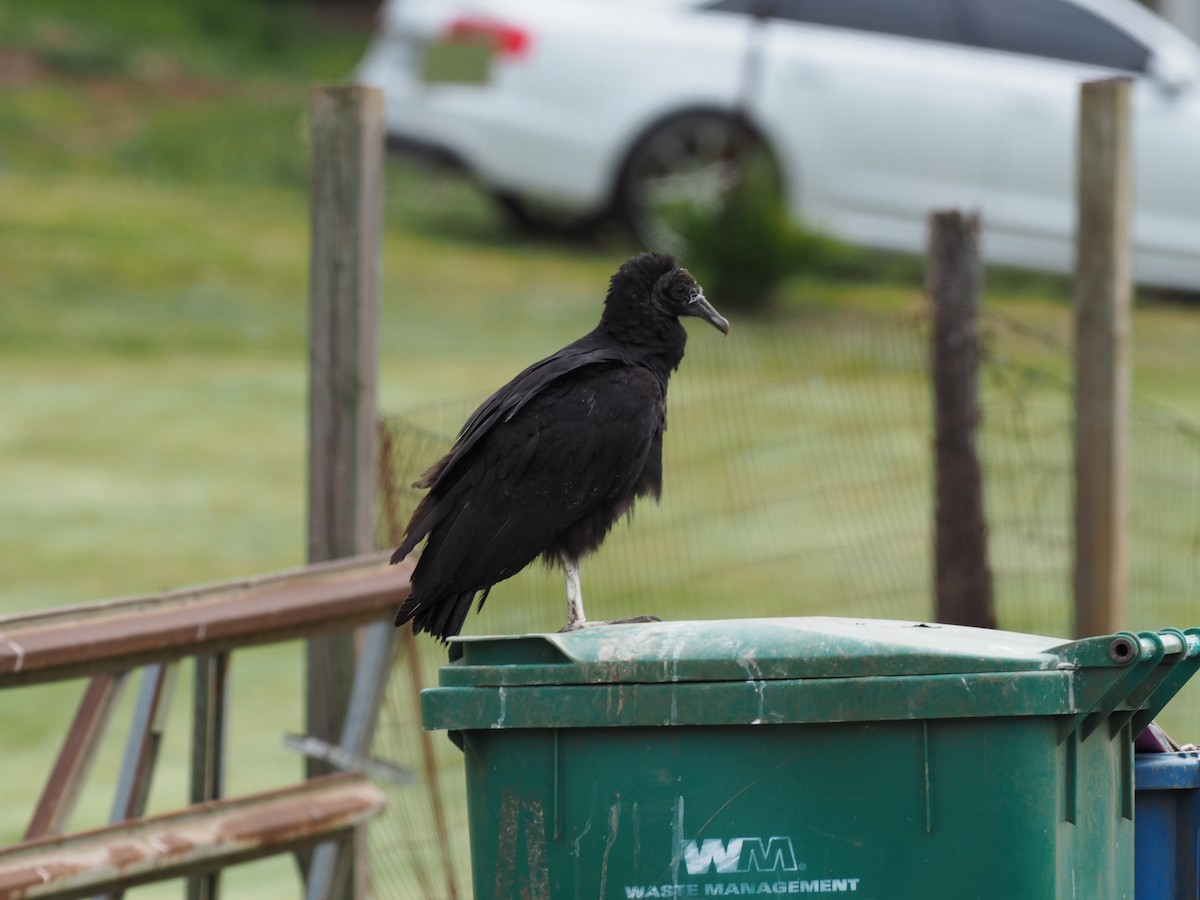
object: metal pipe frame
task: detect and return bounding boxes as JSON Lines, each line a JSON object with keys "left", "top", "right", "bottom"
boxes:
{"left": 0, "top": 553, "right": 410, "bottom": 688}
{"left": 0, "top": 774, "right": 385, "bottom": 900}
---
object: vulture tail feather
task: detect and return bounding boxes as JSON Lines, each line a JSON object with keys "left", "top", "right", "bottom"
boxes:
{"left": 395, "top": 590, "right": 476, "bottom": 644}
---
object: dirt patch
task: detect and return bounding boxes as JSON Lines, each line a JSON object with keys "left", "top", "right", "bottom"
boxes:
{"left": 0, "top": 48, "right": 50, "bottom": 88}
{"left": 0, "top": 42, "right": 229, "bottom": 104}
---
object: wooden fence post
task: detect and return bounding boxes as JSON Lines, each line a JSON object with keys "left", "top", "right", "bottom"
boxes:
{"left": 928, "top": 209, "right": 995, "bottom": 629}
{"left": 306, "top": 83, "right": 384, "bottom": 899}
{"left": 1074, "top": 78, "right": 1132, "bottom": 638}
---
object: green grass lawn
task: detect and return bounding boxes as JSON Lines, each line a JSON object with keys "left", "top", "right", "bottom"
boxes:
{"left": 3, "top": 2, "right": 1200, "bottom": 897}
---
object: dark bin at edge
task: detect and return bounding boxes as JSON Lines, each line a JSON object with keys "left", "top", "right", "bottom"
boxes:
{"left": 422, "top": 617, "right": 1200, "bottom": 899}
{"left": 1134, "top": 750, "right": 1200, "bottom": 900}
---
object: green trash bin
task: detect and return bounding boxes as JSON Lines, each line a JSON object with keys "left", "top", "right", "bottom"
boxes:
{"left": 422, "top": 618, "right": 1200, "bottom": 899}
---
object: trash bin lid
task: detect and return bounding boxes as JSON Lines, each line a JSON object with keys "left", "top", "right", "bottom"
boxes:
{"left": 443, "top": 617, "right": 1095, "bottom": 686}
{"left": 424, "top": 618, "right": 1200, "bottom": 730}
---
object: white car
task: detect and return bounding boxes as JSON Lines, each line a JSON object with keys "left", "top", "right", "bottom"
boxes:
{"left": 356, "top": 0, "right": 1200, "bottom": 290}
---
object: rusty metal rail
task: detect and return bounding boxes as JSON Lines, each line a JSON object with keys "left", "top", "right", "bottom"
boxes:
{"left": 0, "top": 553, "right": 411, "bottom": 688}
{"left": 0, "top": 773, "right": 385, "bottom": 899}
{"left": 1, "top": 553, "right": 414, "bottom": 899}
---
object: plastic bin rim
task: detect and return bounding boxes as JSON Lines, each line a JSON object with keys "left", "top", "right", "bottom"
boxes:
{"left": 444, "top": 616, "right": 1106, "bottom": 686}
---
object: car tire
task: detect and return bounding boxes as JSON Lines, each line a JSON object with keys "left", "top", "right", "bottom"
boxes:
{"left": 615, "top": 110, "right": 779, "bottom": 255}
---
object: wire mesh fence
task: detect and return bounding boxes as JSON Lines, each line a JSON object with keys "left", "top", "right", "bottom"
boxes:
{"left": 366, "top": 310, "right": 1200, "bottom": 897}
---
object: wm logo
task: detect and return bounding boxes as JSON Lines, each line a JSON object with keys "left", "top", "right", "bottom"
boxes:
{"left": 682, "top": 837, "right": 799, "bottom": 875}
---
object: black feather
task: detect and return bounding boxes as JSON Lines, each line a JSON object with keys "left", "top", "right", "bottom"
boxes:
{"left": 392, "top": 252, "right": 727, "bottom": 641}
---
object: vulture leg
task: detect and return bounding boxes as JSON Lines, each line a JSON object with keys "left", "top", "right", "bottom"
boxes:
{"left": 561, "top": 555, "right": 587, "bottom": 631}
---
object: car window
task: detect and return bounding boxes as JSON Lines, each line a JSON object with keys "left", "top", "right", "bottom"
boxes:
{"left": 959, "top": 0, "right": 1150, "bottom": 72}
{"left": 704, "top": 0, "right": 965, "bottom": 45}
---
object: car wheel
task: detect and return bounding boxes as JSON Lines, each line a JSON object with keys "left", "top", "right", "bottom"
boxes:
{"left": 493, "top": 191, "right": 605, "bottom": 238}
{"left": 616, "top": 111, "right": 778, "bottom": 255}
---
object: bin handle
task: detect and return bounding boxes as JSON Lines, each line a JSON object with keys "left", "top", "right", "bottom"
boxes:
{"left": 1077, "top": 632, "right": 1165, "bottom": 742}
{"left": 1116, "top": 629, "right": 1200, "bottom": 663}
{"left": 1057, "top": 628, "right": 1200, "bottom": 744}
{"left": 1130, "top": 627, "right": 1200, "bottom": 738}
{"left": 1105, "top": 631, "right": 1179, "bottom": 738}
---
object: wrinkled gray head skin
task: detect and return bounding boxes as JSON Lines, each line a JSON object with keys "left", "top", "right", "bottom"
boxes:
{"left": 652, "top": 264, "right": 729, "bottom": 335}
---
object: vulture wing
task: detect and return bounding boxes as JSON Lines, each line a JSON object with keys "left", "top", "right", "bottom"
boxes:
{"left": 392, "top": 359, "right": 665, "bottom": 638}
{"left": 394, "top": 341, "right": 652, "bottom": 556}
{"left": 430, "top": 342, "right": 645, "bottom": 490}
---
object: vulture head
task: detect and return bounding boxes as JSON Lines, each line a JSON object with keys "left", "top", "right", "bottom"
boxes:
{"left": 652, "top": 264, "right": 730, "bottom": 336}
{"left": 604, "top": 251, "right": 730, "bottom": 339}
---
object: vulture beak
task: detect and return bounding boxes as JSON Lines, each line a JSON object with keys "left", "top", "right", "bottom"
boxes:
{"left": 684, "top": 288, "right": 731, "bottom": 335}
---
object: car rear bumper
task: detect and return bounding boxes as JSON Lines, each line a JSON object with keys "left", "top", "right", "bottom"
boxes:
{"left": 357, "top": 41, "right": 615, "bottom": 214}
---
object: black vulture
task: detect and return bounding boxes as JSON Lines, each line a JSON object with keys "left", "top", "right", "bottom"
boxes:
{"left": 391, "top": 252, "right": 729, "bottom": 641}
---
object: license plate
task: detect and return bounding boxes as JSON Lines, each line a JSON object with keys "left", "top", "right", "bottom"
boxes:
{"left": 421, "top": 40, "right": 492, "bottom": 85}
